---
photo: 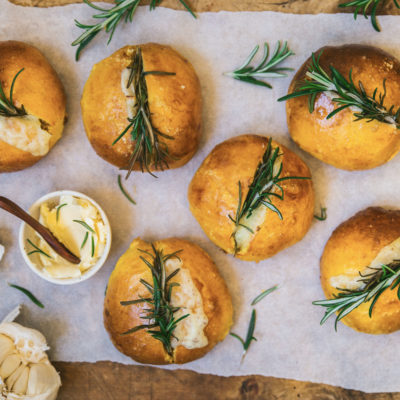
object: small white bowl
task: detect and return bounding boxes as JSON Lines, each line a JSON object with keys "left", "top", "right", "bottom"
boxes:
{"left": 19, "top": 190, "right": 112, "bottom": 285}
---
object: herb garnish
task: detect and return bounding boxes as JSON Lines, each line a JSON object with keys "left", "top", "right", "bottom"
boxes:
{"left": 230, "top": 309, "right": 257, "bottom": 362}
{"left": 91, "top": 235, "right": 95, "bottom": 258}
{"left": 113, "top": 48, "right": 176, "bottom": 179}
{"left": 72, "top": 0, "right": 196, "bottom": 60}
{"left": 118, "top": 175, "right": 136, "bottom": 204}
{"left": 73, "top": 220, "right": 95, "bottom": 233}
{"left": 120, "top": 244, "right": 189, "bottom": 356}
{"left": 339, "top": 0, "right": 399, "bottom": 32}
{"left": 225, "top": 41, "right": 294, "bottom": 89}
{"left": 56, "top": 203, "right": 67, "bottom": 222}
{"left": 26, "top": 239, "right": 51, "bottom": 259}
{"left": 314, "top": 207, "right": 327, "bottom": 221}
{"left": 0, "top": 69, "right": 27, "bottom": 118}
{"left": 229, "top": 138, "right": 310, "bottom": 253}
{"left": 81, "top": 232, "right": 89, "bottom": 249}
{"left": 8, "top": 283, "right": 44, "bottom": 309}
{"left": 251, "top": 285, "right": 278, "bottom": 306}
{"left": 278, "top": 52, "right": 400, "bottom": 129}
{"left": 313, "top": 261, "right": 400, "bottom": 330}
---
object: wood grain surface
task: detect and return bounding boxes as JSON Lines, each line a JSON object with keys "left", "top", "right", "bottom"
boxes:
{"left": 7, "top": 0, "right": 400, "bottom": 14}
{"left": 54, "top": 361, "right": 400, "bottom": 399}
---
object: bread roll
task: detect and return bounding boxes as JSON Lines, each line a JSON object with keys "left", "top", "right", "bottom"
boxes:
{"left": 188, "top": 134, "right": 315, "bottom": 262}
{"left": 0, "top": 41, "right": 67, "bottom": 173}
{"left": 81, "top": 43, "right": 202, "bottom": 173}
{"left": 104, "top": 237, "right": 233, "bottom": 364}
{"left": 320, "top": 207, "right": 400, "bottom": 334}
{"left": 286, "top": 44, "right": 400, "bottom": 170}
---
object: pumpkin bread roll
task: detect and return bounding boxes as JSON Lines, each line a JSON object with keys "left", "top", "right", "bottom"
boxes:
{"left": 188, "top": 134, "right": 315, "bottom": 262}
{"left": 104, "top": 237, "right": 233, "bottom": 365}
{"left": 81, "top": 43, "right": 202, "bottom": 175}
{"left": 0, "top": 41, "right": 67, "bottom": 173}
{"left": 285, "top": 44, "right": 400, "bottom": 171}
{"left": 319, "top": 207, "right": 400, "bottom": 334}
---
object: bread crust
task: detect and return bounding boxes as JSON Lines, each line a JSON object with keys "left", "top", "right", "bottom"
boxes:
{"left": 188, "top": 134, "right": 315, "bottom": 261}
{"left": 286, "top": 44, "right": 400, "bottom": 171}
{"left": 321, "top": 207, "right": 400, "bottom": 334}
{"left": 81, "top": 43, "right": 202, "bottom": 171}
{"left": 104, "top": 237, "right": 233, "bottom": 365}
{"left": 0, "top": 41, "right": 67, "bottom": 173}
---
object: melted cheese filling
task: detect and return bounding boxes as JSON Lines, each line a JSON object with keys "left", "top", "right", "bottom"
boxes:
{"left": 234, "top": 155, "right": 282, "bottom": 254}
{"left": 34, "top": 195, "right": 107, "bottom": 279}
{"left": 165, "top": 258, "right": 208, "bottom": 350}
{"left": 121, "top": 68, "right": 138, "bottom": 120}
{"left": 330, "top": 237, "right": 400, "bottom": 290}
{"left": 0, "top": 115, "right": 50, "bottom": 156}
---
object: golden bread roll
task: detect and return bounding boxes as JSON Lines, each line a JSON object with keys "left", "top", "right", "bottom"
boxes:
{"left": 104, "top": 237, "right": 233, "bottom": 364}
{"left": 81, "top": 43, "right": 202, "bottom": 174}
{"left": 0, "top": 41, "right": 67, "bottom": 173}
{"left": 320, "top": 207, "right": 400, "bottom": 334}
{"left": 188, "top": 134, "right": 315, "bottom": 262}
{"left": 286, "top": 44, "right": 400, "bottom": 170}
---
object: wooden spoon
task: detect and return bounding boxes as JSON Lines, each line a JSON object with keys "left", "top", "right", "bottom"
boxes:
{"left": 0, "top": 196, "right": 81, "bottom": 264}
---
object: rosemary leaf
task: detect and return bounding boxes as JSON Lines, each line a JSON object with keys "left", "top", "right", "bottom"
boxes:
{"left": 91, "top": 235, "right": 95, "bottom": 258}
{"left": 120, "top": 244, "right": 188, "bottom": 355}
{"left": 230, "top": 309, "right": 257, "bottom": 362}
{"left": 73, "top": 220, "right": 95, "bottom": 233}
{"left": 314, "top": 207, "right": 327, "bottom": 221}
{"left": 0, "top": 69, "right": 27, "bottom": 118}
{"left": 339, "top": 0, "right": 399, "bottom": 32}
{"left": 278, "top": 51, "right": 400, "bottom": 129}
{"left": 56, "top": 203, "right": 67, "bottom": 222}
{"left": 313, "top": 261, "right": 400, "bottom": 330}
{"left": 118, "top": 175, "right": 136, "bottom": 204}
{"left": 26, "top": 239, "right": 51, "bottom": 259}
{"left": 225, "top": 41, "right": 294, "bottom": 89}
{"left": 72, "top": 0, "right": 196, "bottom": 60}
{"left": 8, "top": 283, "right": 44, "bottom": 309}
{"left": 81, "top": 231, "right": 89, "bottom": 249}
{"left": 113, "top": 48, "right": 176, "bottom": 179}
{"left": 251, "top": 285, "right": 278, "bottom": 305}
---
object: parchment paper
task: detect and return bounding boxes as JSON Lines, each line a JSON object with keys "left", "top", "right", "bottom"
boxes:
{"left": 0, "top": 0, "right": 400, "bottom": 392}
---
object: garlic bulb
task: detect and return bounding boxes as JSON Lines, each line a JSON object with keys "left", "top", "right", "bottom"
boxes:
{"left": 0, "top": 322, "right": 61, "bottom": 400}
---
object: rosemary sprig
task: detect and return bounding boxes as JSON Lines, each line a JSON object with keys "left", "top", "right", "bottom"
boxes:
{"left": 8, "top": 283, "right": 44, "bottom": 309}
{"left": 225, "top": 41, "right": 294, "bottom": 88}
{"left": 72, "top": 0, "right": 196, "bottom": 60}
{"left": 251, "top": 285, "right": 278, "bottom": 306}
{"left": 81, "top": 231, "right": 89, "bottom": 249}
{"left": 113, "top": 48, "right": 176, "bottom": 179}
{"left": 339, "top": 0, "right": 399, "bottom": 32}
{"left": 91, "top": 235, "right": 95, "bottom": 258}
{"left": 56, "top": 203, "right": 67, "bottom": 222}
{"left": 230, "top": 309, "right": 257, "bottom": 362}
{"left": 313, "top": 261, "right": 400, "bottom": 330}
{"left": 0, "top": 69, "right": 27, "bottom": 118}
{"left": 118, "top": 175, "right": 136, "bottom": 204}
{"left": 73, "top": 220, "right": 95, "bottom": 233}
{"left": 120, "top": 245, "right": 189, "bottom": 356}
{"left": 278, "top": 52, "right": 400, "bottom": 129}
{"left": 314, "top": 207, "right": 327, "bottom": 221}
{"left": 26, "top": 239, "right": 51, "bottom": 259}
{"left": 229, "top": 138, "right": 310, "bottom": 252}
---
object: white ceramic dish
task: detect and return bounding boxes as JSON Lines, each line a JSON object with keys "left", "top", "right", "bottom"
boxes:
{"left": 19, "top": 190, "right": 112, "bottom": 285}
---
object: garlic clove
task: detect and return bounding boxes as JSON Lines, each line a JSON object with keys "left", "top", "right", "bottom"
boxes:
{"left": 0, "top": 334, "right": 14, "bottom": 364}
{"left": 0, "top": 354, "right": 21, "bottom": 379}
{"left": 27, "top": 363, "right": 61, "bottom": 396}
{"left": 6, "top": 363, "right": 28, "bottom": 394}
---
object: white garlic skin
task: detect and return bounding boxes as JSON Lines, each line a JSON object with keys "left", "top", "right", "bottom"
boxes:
{"left": 0, "top": 323, "right": 61, "bottom": 400}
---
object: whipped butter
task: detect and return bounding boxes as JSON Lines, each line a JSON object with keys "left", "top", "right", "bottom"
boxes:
{"left": 165, "top": 258, "right": 209, "bottom": 350}
{"left": 31, "top": 195, "right": 107, "bottom": 279}
{"left": 0, "top": 115, "right": 50, "bottom": 156}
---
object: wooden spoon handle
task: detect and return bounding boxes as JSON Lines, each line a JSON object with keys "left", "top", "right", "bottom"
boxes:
{"left": 0, "top": 196, "right": 81, "bottom": 265}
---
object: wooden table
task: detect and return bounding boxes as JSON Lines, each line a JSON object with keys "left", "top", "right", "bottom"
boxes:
{"left": 6, "top": 0, "right": 400, "bottom": 397}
